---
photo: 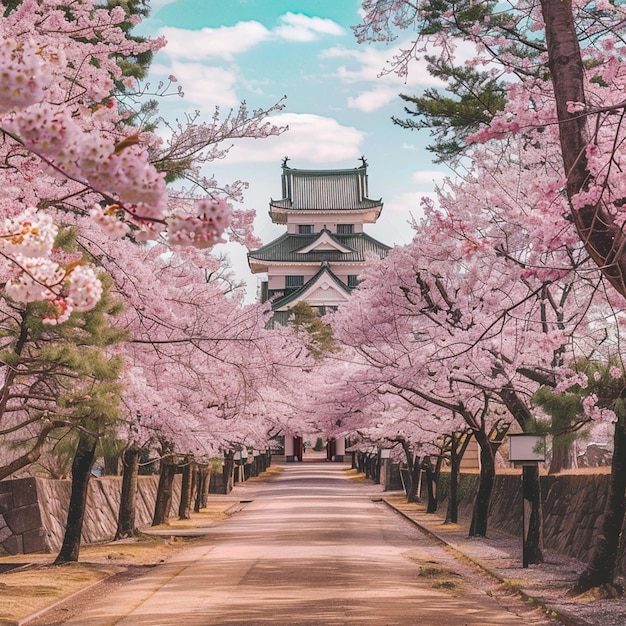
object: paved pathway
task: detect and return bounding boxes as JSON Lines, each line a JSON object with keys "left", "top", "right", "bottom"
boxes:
{"left": 59, "top": 457, "right": 553, "bottom": 625}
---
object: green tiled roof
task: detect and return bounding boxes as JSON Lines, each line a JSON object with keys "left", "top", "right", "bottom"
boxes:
{"left": 248, "top": 231, "right": 391, "bottom": 266}
{"left": 270, "top": 164, "right": 382, "bottom": 212}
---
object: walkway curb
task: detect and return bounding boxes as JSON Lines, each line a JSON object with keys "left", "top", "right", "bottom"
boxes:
{"left": 381, "top": 497, "right": 585, "bottom": 626}
{"left": 18, "top": 578, "right": 105, "bottom": 626}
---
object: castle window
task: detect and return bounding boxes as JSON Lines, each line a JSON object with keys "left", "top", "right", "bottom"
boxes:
{"left": 347, "top": 275, "right": 359, "bottom": 288}
{"left": 285, "top": 275, "right": 304, "bottom": 289}
{"left": 336, "top": 224, "right": 354, "bottom": 234}
{"left": 298, "top": 224, "right": 314, "bottom": 234}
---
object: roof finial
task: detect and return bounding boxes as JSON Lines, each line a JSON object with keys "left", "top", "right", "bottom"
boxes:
{"left": 359, "top": 155, "right": 368, "bottom": 167}
{"left": 282, "top": 156, "right": 290, "bottom": 168}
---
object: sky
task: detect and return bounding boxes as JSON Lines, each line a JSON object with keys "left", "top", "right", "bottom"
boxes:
{"left": 137, "top": 0, "right": 448, "bottom": 300}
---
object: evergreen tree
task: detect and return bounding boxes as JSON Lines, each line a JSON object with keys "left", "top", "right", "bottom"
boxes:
{"left": 393, "top": 61, "right": 506, "bottom": 163}
{"left": 533, "top": 386, "right": 586, "bottom": 475}
{"left": 289, "top": 302, "right": 338, "bottom": 360}
{"left": 0, "top": 270, "right": 125, "bottom": 480}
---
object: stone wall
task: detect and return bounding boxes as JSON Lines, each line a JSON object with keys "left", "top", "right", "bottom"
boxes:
{"left": 0, "top": 475, "right": 181, "bottom": 555}
{"left": 437, "top": 471, "right": 626, "bottom": 576}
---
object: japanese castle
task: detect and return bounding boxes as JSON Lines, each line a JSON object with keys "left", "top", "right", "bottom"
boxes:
{"left": 248, "top": 159, "right": 391, "bottom": 461}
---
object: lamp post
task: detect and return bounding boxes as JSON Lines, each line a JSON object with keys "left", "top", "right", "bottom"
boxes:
{"left": 508, "top": 433, "right": 546, "bottom": 568}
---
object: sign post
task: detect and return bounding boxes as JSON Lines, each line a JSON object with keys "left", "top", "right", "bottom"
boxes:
{"left": 508, "top": 434, "right": 546, "bottom": 568}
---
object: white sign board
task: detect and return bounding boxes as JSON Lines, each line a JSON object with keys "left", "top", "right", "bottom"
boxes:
{"left": 509, "top": 434, "right": 546, "bottom": 462}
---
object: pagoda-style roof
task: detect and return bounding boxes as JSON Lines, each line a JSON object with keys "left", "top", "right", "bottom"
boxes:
{"left": 295, "top": 228, "right": 353, "bottom": 254}
{"left": 248, "top": 231, "right": 391, "bottom": 274}
{"left": 271, "top": 263, "right": 352, "bottom": 312}
{"left": 269, "top": 163, "right": 382, "bottom": 223}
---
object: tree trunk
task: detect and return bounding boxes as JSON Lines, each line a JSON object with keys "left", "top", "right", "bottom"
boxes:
{"left": 178, "top": 456, "right": 195, "bottom": 520}
{"left": 542, "top": 8, "right": 626, "bottom": 584}
{"left": 549, "top": 437, "right": 578, "bottom": 475}
{"left": 571, "top": 417, "right": 626, "bottom": 594}
{"left": 54, "top": 431, "right": 98, "bottom": 564}
{"left": 400, "top": 442, "right": 421, "bottom": 503}
{"left": 422, "top": 456, "right": 438, "bottom": 514}
{"left": 223, "top": 451, "right": 235, "bottom": 495}
{"left": 541, "top": 0, "right": 626, "bottom": 296}
{"left": 469, "top": 428, "right": 495, "bottom": 537}
{"left": 357, "top": 451, "right": 365, "bottom": 473}
{"left": 152, "top": 455, "right": 177, "bottom": 526}
{"left": 446, "top": 433, "right": 471, "bottom": 524}
{"left": 115, "top": 446, "right": 140, "bottom": 540}
{"left": 103, "top": 453, "right": 120, "bottom": 475}
{"left": 194, "top": 464, "right": 210, "bottom": 513}
{"left": 407, "top": 455, "right": 421, "bottom": 504}
{"left": 0, "top": 422, "right": 64, "bottom": 481}
{"left": 365, "top": 454, "right": 374, "bottom": 480}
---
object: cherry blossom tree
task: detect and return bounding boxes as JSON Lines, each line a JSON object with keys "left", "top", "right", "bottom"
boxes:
{"left": 79, "top": 235, "right": 318, "bottom": 534}
{"left": 0, "top": 0, "right": 292, "bottom": 562}
{"left": 355, "top": 0, "right": 626, "bottom": 591}
{"left": 0, "top": 0, "right": 285, "bottom": 322}
{"left": 327, "top": 133, "right": 610, "bottom": 546}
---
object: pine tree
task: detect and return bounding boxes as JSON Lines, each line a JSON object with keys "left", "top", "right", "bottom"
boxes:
{"left": 0, "top": 270, "right": 125, "bottom": 480}
{"left": 289, "top": 302, "right": 338, "bottom": 360}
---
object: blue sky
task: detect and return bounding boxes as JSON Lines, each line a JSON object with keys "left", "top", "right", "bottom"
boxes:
{"left": 139, "top": 0, "right": 447, "bottom": 298}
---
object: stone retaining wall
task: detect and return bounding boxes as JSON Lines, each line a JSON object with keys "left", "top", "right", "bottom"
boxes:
{"left": 0, "top": 475, "right": 181, "bottom": 555}
{"left": 437, "top": 472, "right": 626, "bottom": 576}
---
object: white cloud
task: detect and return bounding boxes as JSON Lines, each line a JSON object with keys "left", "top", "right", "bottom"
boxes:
{"left": 370, "top": 172, "right": 447, "bottom": 244}
{"left": 216, "top": 113, "right": 365, "bottom": 164}
{"left": 159, "top": 22, "right": 270, "bottom": 61}
{"left": 411, "top": 169, "right": 447, "bottom": 188}
{"left": 152, "top": 61, "right": 240, "bottom": 107}
{"left": 322, "top": 42, "right": 442, "bottom": 87}
{"left": 274, "top": 12, "right": 345, "bottom": 42}
{"left": 347, "top": 87, "right": 397, "bottom": 112}
{"left": 158, "top": 13, "right": 344, "bottom": 62}
{"left": 386, "top": 190, "right": 428, "bottom": 217}
{"left": 370, "top": 189, "right": 432, "bottom": 245}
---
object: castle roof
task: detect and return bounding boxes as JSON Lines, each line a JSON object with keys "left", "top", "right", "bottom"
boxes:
{"left": 248, "top": 230, "right": 391, "bottom": 274}
{"left": 269, "top": 163, "right": 382, "bottom": 222}
{"left": 270, "top": 263, "right": 352, "bottom": 311}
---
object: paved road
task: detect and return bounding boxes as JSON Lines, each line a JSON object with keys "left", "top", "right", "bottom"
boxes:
{"left": 60, "top": 457, "right": 553, "bottom": 625}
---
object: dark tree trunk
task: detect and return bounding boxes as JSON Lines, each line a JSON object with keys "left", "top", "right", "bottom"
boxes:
{"left": 549, "top": 437, "right": 578, "bottom": 475}
{"left": 422, "top": 456, "right": 439, "bottom": 514}
{"left": 469, "top": 428, "right": 495, "bottom": 537}
{"left": 223, "top": 451, "right": 235, "bottom": 494}
{"left": 541, "top": 0, "right": 626, "bottom": 296}
{"left": 357, "top": 451, "right": 365, "bottom": 473}
{"left": 178, "top": 456, "right": 195, "bottom": 520}
{"left": 152, "top": 455, "right": 177, "bottom": 526}
{"left": 571, "top": 418, "right": 626, "bottom": 594}
{"left": 115, "top": 446, "right": 140, "bottom": 539}
{"left": 54, "top": 431, "right": 98, "bottom": 564}
{"left": 523, "top": 464, "right": 544, "bottom": 566}
{"left": 400, "top": 442, "right": 421, "bottom": 503}
{"left": 446, "top": 433, "right": 472, "bottom": 525}
{"left": 194, "top": 465, "right": 210, "bottom": 513}
{"left": 407, "top": 455, "right": 421, "bottom": 504}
